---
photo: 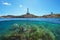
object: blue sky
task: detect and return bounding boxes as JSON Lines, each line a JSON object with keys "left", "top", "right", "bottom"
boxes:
{"left": 0, "top": 0, "right": 60, "bottom": 16}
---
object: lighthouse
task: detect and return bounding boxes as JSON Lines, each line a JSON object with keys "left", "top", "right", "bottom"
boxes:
{"left": 26, "top": 8, "right": 30, "bottom": 15}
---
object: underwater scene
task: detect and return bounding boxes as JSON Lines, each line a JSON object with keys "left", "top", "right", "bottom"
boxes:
{"left": 0, "top": 18, "right": 60, "bottom": 40}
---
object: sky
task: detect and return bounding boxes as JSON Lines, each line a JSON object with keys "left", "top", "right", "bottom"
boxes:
{"left": 0, "top": 0, "right": 60, "bottom": 16}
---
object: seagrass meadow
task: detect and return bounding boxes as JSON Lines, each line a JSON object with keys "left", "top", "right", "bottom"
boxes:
{"left": 0, "top": 19, "right": 60, "bottom": 40}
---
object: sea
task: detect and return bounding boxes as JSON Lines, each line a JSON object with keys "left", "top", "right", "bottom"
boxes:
{"left": 0, "top": 18, "right": 60, "bottom": 40}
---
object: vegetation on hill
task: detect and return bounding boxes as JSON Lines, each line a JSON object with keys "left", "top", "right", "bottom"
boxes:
{"left": 0, "top": 14, "right": 60, "bottom": 18}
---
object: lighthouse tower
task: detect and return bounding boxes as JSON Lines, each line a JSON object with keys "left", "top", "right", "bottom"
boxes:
{"left": 26, "top": 8, "right": 30, "bottom": 15}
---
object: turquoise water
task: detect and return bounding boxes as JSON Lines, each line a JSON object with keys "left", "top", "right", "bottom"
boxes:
{"left": 0, "top": 18, "right": 60, "bottom": 40}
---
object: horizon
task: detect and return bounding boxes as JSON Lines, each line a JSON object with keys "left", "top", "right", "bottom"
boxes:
{"left": 0, "top": 0, "right": 60, "bottom": 16}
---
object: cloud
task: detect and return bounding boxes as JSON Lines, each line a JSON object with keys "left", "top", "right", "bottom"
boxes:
{"left": 2, "top": 2, "right": 11, "bottom": 6}
{"left": 19, "top": 4, "right": 23, "bottom": 8}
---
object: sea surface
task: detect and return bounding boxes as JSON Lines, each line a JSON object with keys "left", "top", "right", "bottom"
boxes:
{"left": 0, "top": 18, "right": 60, "bottom": 40}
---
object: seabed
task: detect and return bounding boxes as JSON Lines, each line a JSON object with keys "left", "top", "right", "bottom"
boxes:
{"left": 0, "top": 24, "right": 55, "bottom": 40}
